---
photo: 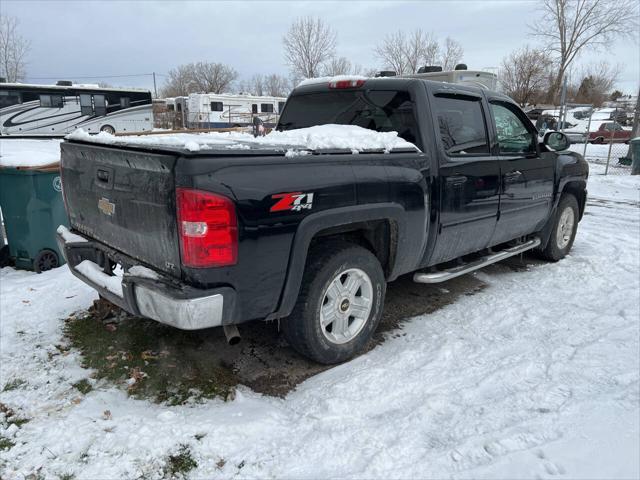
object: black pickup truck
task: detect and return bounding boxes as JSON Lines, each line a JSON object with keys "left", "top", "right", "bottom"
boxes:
{"left": 57, "top": 77, "right": 588, "bottom": 364}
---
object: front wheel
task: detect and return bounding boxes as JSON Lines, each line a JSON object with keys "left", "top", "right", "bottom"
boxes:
{"left": 538, "top": 194, "right": 579, "bottom": 262}
{"left": 282, "top": 241, "right": 386, "bottom": 364}
{"left": 100, "top": 125, "right": 115, "bottom": 134}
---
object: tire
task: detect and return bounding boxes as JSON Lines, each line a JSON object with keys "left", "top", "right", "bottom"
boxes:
{"left": 282, "top": 241, "right": 386, "bottom": 364}
{"left": 538, "top": 194, "right": 579, "bottom": 262}
{"left": 100, "top": 125, "right": 115, "bottom": 134}
{"left": 593, "top": 136, "right": 604, "bottom": 144}
{"left": 33, "top": 249, "right": 59, "bottom": 273}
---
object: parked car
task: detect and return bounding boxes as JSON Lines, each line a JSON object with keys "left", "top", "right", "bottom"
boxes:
{"left": 57, "top": 77, "right": 588, "bottom": 364}
{"left": 588, "top": 122, "right": 632, "bottom": 144}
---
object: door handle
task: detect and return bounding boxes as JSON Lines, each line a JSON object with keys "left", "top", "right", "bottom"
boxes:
{"left": 96, "top": 169, "right": 110, "bottom": 182}
{"left": 446, "top": 175, "right": 468, "bottom": 185}
{"left": 504, "top": 170, "right": 522, "bottom": 182}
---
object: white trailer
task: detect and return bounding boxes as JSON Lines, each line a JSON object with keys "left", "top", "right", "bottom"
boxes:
{"left": 186, "top": 93, "right": 287, "bottom": 129}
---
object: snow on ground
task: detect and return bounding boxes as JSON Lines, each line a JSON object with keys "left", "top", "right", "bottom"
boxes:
{"left": 0, "top": 146, "right": 639, "bottom": 479}
{"left": 0, "top": 139, "right": 62, "bottom": 167}
{"left": 66, "top": 125, "right": 418, "bottom": 153}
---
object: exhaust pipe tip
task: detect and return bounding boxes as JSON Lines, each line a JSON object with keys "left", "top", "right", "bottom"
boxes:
{"left": 223, "top": 324, "right": 241, "bottom": 345}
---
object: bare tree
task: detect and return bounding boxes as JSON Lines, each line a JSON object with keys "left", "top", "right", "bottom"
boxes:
{"left": 404, "top": 30, "right": 439, "bottom": 74}
{"left": 499, "top": 46, "right": 553, "bottom": 106}
{"left": 0, "top": 15, "right": 30, "bottom": 82}
{"left": 161, "top": 62, "right": 238, "bottom": 97}
{"left": 283, "top": 17, "right": 337, "bottom": 78}
{"left": 249, "top": 74, "right": 265, "bottom": 96}
{"left": 439, "top": 37, "right": 464, "bottom": 71}
{"left": 190, "top": 62, "right": 238, "bottom": 93}
{"left": 321, "top": 56, "right": 363, "bottom": 76}
{"left": 374, "top": 31, "right": 409, "bottom": 74}
{"left": 572, "top": 61, "right": 621, "bottom": 106}
{"left": 375, "top": 30, "right": 463, "bottom": 74}
{"left": 161, "top": 64, "right": 195, "bottom": 97}
{"left": 264, "top": 74, "right": 290, "bottom": 97}
{"left": 531, "top": 0, "right": 639, "bottom": 102}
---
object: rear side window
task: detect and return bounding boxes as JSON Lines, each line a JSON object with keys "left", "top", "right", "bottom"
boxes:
{"left": 279, "top": 90, "right": 421, "bottom": 149}
{"left": 40, "top": 94, "right": 63, "bottom": 108}
{"left": 80, "top": 94, "right": 93, "bottom": 116}
{"left": 490, "top": 102, "right": 536, "bottom": 154}
{"left": 261, "top": 103, "right": 274, "bottom": 113}
{"left": 0, "top": 90, "right": 22, "bottom": 108}
{"left": 93, "top": 94, "right": 106, "bottom": 116}
{"left": 433, "top": 94, "right": 489, "bottom": 155}
{"left": 210, "top": 101, "right": 223, "bottom": 112}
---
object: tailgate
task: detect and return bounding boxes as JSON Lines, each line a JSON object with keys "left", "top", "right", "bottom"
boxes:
{"left": 61, "top": 141, "right": 182, "bottom": 276}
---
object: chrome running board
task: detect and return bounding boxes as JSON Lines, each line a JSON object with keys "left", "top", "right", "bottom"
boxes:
{"left": 413, "top": 237, "right": 541, "bottom": 284}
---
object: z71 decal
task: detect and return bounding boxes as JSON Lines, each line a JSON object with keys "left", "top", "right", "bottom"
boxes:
{"left": 270, "top": 192, "right": 315, "bottom": 212}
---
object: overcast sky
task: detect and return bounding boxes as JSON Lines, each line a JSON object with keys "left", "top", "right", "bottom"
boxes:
{"left": 5, "top": 0, "right": 639, "bottom": 95}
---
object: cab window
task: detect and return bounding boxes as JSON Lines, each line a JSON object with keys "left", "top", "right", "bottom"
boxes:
{"left": 490, "top": 102, "right": 536, "bottom": 155}
{"left": 433, "top": 94, "right": 489, "bottom": 155}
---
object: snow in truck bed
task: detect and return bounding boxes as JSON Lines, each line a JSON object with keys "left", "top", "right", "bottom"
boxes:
{"left": 65, "top": 124, "right": 419, "bottom": 154}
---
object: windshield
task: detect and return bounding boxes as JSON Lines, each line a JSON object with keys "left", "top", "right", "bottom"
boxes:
{"left": 278, "top": 90, "right": 421, "bottom": 149}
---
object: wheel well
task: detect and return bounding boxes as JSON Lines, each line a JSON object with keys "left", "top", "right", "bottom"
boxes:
{"left": 309, "top": 220, "right": 397, "bottom": 277}
{"left": 562, "top": 181, "right": 587, "bottom": 219}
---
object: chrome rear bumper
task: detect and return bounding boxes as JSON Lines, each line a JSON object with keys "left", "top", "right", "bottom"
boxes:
{"left": 57, "top": 226, "right": 235, "bottom": 330}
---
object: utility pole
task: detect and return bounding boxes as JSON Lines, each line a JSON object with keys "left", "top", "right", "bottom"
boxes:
{"left": 152, "top": 72, "right": 158, "bottom": 98}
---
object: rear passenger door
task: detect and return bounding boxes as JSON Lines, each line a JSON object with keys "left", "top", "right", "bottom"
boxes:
{"left": 488, "top": 100, "right": 554, "bottom": 244}
{"left": 428, "top": 92, "right": 500, "bottom": 265}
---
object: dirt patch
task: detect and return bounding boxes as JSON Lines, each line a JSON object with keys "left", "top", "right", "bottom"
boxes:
{"left": 64, "top": 256, "right": 539, "bottom": 401}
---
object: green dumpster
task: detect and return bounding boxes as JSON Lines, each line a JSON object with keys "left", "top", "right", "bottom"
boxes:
{"left": 631, "top": 137, "right": 640, "bottom": 176}
{"left": 0, "top": 164, "right": 68, "bottom": 272}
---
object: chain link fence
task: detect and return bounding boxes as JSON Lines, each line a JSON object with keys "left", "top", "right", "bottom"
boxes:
{"left": 561, "top": 105, "right": 634, "bottom": 176}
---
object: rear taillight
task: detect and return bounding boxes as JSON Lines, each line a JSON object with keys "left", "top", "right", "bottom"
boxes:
{"left": 176, "top": 188, "right": 238, "bottom": 268}
{"left": 329, "top": 78, "right": 366, "bottom": 89}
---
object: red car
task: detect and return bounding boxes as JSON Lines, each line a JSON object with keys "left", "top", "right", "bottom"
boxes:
{"left": 589, "top": 122, "right": 632, "bottom": 144}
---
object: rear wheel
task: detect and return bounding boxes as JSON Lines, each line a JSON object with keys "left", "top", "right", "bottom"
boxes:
{"left": 100, "top": 125, "right": 115, "bottom": 134}
{"left": 538, "top": 194, "right": 579, "bottom": 262}
{"left": 33, "top": 249, "right": 59, "bottom": 273}
{"left": 282, "top": 241, "right": 386, "bottom": 364}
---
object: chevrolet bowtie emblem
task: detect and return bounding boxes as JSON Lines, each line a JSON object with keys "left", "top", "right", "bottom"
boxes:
{"left": 98, "top": 197, "right": 115, "bottom": 216}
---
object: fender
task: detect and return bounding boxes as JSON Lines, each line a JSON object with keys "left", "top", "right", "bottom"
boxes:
{"left": 538, "top": 175, "right": 588, "bottom": 250}
{"left": 266, "top": 203, "right": 410, "bottom": 320}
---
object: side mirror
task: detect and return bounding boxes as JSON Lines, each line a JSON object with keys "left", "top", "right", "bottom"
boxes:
{"left": 543, "top": 131, "right": 570, "bottom": 151}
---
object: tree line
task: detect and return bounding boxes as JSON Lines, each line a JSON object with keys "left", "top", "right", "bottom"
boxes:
{"left": 1, "top": 1, "right": 637, "bottom": 107}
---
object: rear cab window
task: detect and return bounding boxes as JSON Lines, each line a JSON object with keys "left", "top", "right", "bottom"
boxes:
{"left": 432, "top": 94, "right": 489, "bottom": 156}
{"left": 278, "top": 89, "right": 422, "bottom": 150}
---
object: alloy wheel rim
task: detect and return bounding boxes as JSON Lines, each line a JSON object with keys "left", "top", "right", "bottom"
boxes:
{"left": 556, "top": 207, "right": 575, "bottom": 249}
{"left": 320, "top": 268, "right": 373, "bottom": 345}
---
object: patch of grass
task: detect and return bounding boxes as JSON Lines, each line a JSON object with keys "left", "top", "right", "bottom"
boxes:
{"left": 2, "top": 378, "right": 26, "bottom": 392}
{"left": 64, "top": 302, "right": 237, "bottom": 405}
{"left": 58, "top": 474, "right": 75, "bottom": 480}
{"left": 7, "top": 416, "right": 29, "bottom": 428}
{"left": 72, "top": 379, "right": 93, "bottom": 395}
{"left": 0, "top": 402, "right": 30, "bottom": 429}
{"left": 0, "top": 435, "right": 15, "bottom": 451}
{"left": 164, "top": 444, "right": 197, "bottom": 478}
